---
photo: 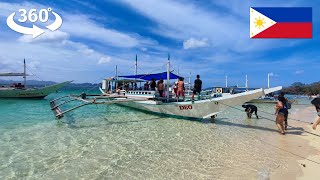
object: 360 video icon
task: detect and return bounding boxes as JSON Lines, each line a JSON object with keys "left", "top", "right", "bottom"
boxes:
{"left": 6, "top": 8, "right": 63, "bottom": 38}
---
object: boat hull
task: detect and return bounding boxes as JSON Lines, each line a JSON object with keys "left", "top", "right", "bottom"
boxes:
{"left": 0, "top": 81, "right": 69, "bottom": 98}
{"left": 118, "top": 89, "right": 264, "bottom": 119}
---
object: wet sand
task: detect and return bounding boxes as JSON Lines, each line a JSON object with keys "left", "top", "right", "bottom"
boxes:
{"left": 271, "top": 105, "right": 320, "bottom": 179}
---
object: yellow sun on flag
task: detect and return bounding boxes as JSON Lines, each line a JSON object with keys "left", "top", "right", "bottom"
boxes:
{"left": 254, "top": 17, "right": 265, "bottom": 29}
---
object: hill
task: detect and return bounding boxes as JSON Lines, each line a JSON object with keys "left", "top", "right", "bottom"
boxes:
{"left": 282, "top": 82, "right": 320, "bottom": 95}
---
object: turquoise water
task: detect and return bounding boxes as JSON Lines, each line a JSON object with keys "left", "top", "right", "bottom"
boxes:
{"left": 0, "top": 91, "right": 315, "bottom": 179}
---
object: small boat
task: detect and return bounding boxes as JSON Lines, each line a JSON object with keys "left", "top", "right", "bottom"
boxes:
{"left": 247, "top": 96, "right": 277, "bottom": 103}
{"left": 0, "top": 59, "right": 70, "bottom": 98}
{"left": 50, "top": 56, "right": 282, "bottom": 119}
{"left": 246, "top": 86, "right": 283, "bottom": 103}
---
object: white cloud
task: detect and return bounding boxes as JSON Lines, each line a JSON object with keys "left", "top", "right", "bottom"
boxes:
{"left": 18, "top": 30, "right": 69, "bottom": 43}
{"left": 61, "top": 15, "right": 139, "bottom": 48}
{"left": 98, "top": 56, "right": 112, "bottom": 64}
{"left": 0, "top": 2, "right": 157, "bottom": 49}
{"left": 268, "top": 72, "right": 279, "bottom": 77}
{"left": 295, "top": 70, "right": 304, "bottom": 74}
{"left": 140, "top": 47, "right": 148, "bottom": 51}
{"left": 183, "top": 38, "right": 209, "bottom": 49}
{"left": 120, "top": 0, "right": 304, "bottom": 52}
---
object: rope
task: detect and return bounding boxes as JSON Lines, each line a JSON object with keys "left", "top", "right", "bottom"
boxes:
{"left": 257, "top": 138, "right": 320, "bottom": 165}
{"left": 258, "top": 109, "right": 312, "bottom": 124}
{"left": 216, "top": 101, "right": 320, "bottom": 165}
{"left": 219, "top": 102, "right": 320, "bottom": 137}
{"left": 258, "top": 115, "right": 320, "bottom": 137}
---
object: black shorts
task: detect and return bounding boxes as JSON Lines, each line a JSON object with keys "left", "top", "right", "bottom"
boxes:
{"left": 193, "top": 89, "right": 201, "bottom": 94}
{"left": 278, "top": 109, "right": 288, "bottom": 117}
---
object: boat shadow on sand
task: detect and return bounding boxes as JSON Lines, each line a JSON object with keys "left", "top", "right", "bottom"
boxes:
{"left": 58, "top": 116, "right": 167, "bottom": 129}
{"left": 214, "top": 118, "right": 305, "bottom": 135}
{"left": 57, "top": 114, "right": 306, "bottom": 136}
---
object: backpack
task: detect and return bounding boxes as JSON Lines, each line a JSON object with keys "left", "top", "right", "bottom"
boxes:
{"left": 311, "top": 97, "right": 320, "bottom": 106}
{"left": 285, "top": 101, "right": 291, "bottom": 109}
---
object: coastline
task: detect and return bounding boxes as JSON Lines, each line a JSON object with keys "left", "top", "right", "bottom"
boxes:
{"left": 271, "top": 105, "right": 320, "bottom": 179}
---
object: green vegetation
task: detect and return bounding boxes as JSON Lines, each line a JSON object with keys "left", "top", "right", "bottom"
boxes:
{"left": 283, "top": 82, "right": 320, "bottom": 95}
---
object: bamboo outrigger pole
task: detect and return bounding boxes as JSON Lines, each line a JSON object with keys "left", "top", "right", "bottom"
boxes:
{"left": 166, "top": 53, "right": 170, "bottom": 101}
{"left": 23, "top": 58, "right": 26, "bottom": 87}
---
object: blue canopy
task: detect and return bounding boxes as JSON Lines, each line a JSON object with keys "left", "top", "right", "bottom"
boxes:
{"left": 119, "top": 72, "right": 182, "bottom": 81}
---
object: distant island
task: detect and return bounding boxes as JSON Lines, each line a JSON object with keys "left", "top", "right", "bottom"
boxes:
{"left": 282, "top": 82, "right": 320, "bottom": 95}
{"left": 0, "top": 79, "right": 100, "bottom": 90}
{"left": 2, "top": 79, "right": 319, "bottom": 95}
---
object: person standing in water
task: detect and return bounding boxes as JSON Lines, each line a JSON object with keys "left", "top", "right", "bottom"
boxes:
{"left": 278, "top": 92, "right": 289, "bottom": 129}
{"left": 275, "top": 96, "right": 288, "bottom": 135}
{"left": 311, "top": 97, "right": 320, "bottom": 130}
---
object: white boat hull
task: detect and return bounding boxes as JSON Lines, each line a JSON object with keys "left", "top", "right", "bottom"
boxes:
{"left": 118, "top": 88, "right": 264, "bottom": 119}
{"left": 247, "top": 86, "right": 282, "bottom": 104}
{"left": 0, "top": 81, "right": 69, "bottom": 98}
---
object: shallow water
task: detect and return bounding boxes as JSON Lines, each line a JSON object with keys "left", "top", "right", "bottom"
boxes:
{"left": 0, "top": 92, "right": 315, "bottom": 179}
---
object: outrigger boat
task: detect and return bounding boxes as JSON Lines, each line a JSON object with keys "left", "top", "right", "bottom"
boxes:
{"left": 50, "top": 56, "right": 282, "bottom": 119}
{"left": 0, "top": 59, "right": 70, "bottom": 98}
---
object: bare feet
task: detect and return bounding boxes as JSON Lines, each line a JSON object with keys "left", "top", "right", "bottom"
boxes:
{"left": 312, "top": 123, "right": 317, "bottom": 130}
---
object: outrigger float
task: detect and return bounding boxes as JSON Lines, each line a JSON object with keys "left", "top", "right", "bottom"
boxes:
{"left": 50, "top": 56, "right": 282, "bottom": 119}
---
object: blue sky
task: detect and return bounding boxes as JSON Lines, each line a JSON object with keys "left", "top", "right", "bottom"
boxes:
{"left": 0, "top": 0, "right": 319, "bottom": 88}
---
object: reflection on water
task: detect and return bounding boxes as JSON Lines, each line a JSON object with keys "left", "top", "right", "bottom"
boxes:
{"left": 0, "top": 93, "right": 314, "bottom": 179}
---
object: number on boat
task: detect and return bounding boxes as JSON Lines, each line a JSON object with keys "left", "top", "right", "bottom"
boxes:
{"left": 179, "top": 105, "right": 192, "bottom": 110}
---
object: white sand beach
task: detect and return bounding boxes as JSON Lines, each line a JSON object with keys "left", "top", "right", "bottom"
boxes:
{"left": 271, "top": 105, "right": 320, "bottom": 179}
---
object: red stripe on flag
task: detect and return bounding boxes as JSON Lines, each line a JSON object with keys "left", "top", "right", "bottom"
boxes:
{"left": 252, "top": 23, "right": 312, "bottom": 38}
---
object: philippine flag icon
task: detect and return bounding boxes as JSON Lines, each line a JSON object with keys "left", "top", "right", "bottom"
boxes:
{"left": 250, "top": 7, "right": 312, "bottom": 38}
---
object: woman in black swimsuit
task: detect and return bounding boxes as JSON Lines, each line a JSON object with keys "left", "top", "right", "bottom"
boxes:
{"left": 311, "top": 97, "right": 320, "bottom": 130}
{"left": 275, "top": 96, "right": 288, "bottom": 135}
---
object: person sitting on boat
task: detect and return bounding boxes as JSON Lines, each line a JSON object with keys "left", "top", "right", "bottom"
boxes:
{"left": 192, "top": 75, "right": 202, "bottom": 100}
{"left": 157, "top": 78, "right": 165, "bottom": 97}
{"left": 242, "top": 104, "right": 259, "bottom": 119}
{"left": 150, "top": 78, "right": 156, "bottom": 91}
{"left": 176, "top": 77, "right": 185, "bottom": 101}
{"left": 144, "top": 81, "right": 149, "bottom": 90}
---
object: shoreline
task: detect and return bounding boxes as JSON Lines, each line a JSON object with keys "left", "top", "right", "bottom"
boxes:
{"left": 271, "top": 105, "right": 320, "bottom": 179}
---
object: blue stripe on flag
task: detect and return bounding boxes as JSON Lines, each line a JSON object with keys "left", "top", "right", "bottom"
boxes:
{"left": 252, "top": 7, "right": 312, "bottom": 22}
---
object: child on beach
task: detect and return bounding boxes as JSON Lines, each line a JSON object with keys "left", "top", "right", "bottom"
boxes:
{"left": 311, "top": 97, "right": 320, "bottom": 130}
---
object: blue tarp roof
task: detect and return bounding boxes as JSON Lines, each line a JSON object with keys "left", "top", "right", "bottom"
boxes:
{"left": 118, "top": 72, "right": 182, "bottom": 81}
